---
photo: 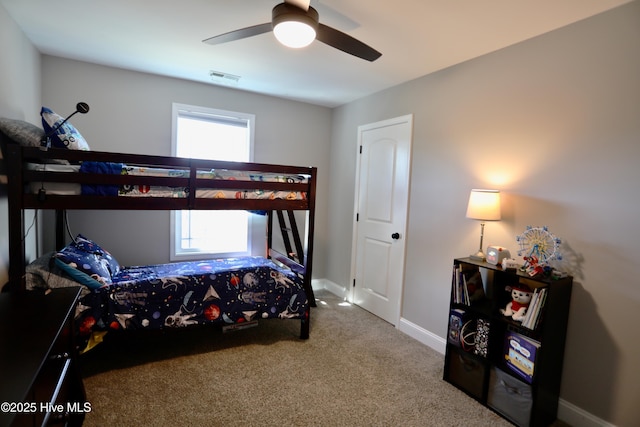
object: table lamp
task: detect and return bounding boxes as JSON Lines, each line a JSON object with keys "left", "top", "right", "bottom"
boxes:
{"left": 466, "top": 189, "right": 501, "bottom": 261}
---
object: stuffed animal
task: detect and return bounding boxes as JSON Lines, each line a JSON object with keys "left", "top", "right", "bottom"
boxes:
{"left": 500, "top": 286, "right": 533, "bottom": 322}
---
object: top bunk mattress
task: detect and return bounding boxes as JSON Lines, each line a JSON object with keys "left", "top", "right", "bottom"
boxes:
{"left": 27, "top": 162, "right": 309, "bottom": 200}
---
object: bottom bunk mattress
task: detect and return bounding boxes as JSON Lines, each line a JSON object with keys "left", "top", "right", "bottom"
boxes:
{"left": 25, "top": 252, "right": 309, "bottom": 349}
{"left": 77, "top": 257, "right": 309, "bottom": 335}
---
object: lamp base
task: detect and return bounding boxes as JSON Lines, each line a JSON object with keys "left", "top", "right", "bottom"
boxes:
{"left": 469, "top": 251, "right": 486, "bottom": 262}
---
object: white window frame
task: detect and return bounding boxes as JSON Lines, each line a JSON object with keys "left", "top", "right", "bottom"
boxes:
{"left": 170, "top": 103, "right": 256, "bottom": 261}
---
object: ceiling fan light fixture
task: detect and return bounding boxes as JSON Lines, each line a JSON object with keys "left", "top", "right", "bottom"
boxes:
{"left": 272, "top": 3, "right": 318, "bottom": 49}
{"left": 274, "top": 21, "right": 316, "bottom": 48}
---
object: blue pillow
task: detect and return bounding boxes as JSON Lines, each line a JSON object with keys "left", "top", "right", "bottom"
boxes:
{"left": 40, "top": 106, "right": 90, "bottom": 151}
{"left": 54, "top": 235, "right": 120, "bottom": 287}
{"left": 73, "top": 234, "right": 120, "bottom": 276}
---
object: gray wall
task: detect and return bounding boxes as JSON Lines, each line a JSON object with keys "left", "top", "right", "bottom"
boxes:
{"left": 328, "top": 3, "right": 639, "bottom": 426}
{"left": 0, "top": 5, "right": 41, "bottom": 286}
{"left": 39, "top": 57, "right": 331, "bottom": 277}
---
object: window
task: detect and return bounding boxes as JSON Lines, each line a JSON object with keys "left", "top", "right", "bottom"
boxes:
{"left": 170, "top": 103, "right": 255, "bottom": 260}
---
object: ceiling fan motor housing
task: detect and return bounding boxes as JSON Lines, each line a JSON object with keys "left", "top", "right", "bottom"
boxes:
{"left": 272, "top": 3, "right": 319, "bottom": 31}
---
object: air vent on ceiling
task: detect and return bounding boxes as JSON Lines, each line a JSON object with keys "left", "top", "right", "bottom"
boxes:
{"left": 209, "top": 70, "right": 240, "bottom": 86}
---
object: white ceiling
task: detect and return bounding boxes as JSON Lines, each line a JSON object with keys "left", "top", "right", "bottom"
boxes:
{"left": 1, "top": 0, "right": 632, "bottom": 107}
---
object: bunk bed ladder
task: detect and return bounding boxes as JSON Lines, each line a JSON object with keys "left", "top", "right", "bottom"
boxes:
{"left": 267, "top": 210, "right": 316, "bottom": 304}
{"left": 275, "top": 210, "right": 304, "bottom": 264}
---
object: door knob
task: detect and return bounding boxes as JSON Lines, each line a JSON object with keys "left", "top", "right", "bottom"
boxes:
{"left": 391, "top": 232, "right": 400, "bottom": 240}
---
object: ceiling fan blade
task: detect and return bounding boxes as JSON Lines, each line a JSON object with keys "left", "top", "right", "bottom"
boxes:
{"left": 285, "top": 0, "right": 310, "bottom": 11}
{"left": 203, "top": 23, "right": 273, "bottom": 45}
{"left": 316, "top": 23, "right": 381, "bottom": 62}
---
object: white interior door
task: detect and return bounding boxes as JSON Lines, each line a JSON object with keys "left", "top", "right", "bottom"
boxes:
{"left": 351, "top": 115, "right": 413, "bottom": 325}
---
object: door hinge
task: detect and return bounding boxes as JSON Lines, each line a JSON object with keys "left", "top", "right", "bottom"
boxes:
{"left": 353, "top": 279, "right": 356, "bottom": 288}
{"left": 356, "top": 213, "right": 359, "bottom": 222}
{"left": 359, "top": 145, "right": 362, "bottom": 154}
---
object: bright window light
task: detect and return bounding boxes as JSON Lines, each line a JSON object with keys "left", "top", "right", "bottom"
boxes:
{"left": 171, "top": 103, "right": 255, "bottom": 260}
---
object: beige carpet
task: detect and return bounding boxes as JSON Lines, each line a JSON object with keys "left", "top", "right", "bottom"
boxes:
{"left": 80, "top": 290, "right": 513, "bottom": 426}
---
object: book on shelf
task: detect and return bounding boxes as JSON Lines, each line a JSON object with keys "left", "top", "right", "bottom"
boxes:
{"left": 448, "top": 308, "right": 466, "bottom": 347}
{"left": 521, "top": 287, "right": 548, "bottom": 330}
{"left": 451, "top": 265, "right": 459, "bottom": 303}
{"left": 504, "top": 331, "right": 540, "bottom": 384}
{"left": 473, "top": 318, "right": 490, "bottom": 357}
{"left": 452, "top": 264, "right": 485, "bottom": 305}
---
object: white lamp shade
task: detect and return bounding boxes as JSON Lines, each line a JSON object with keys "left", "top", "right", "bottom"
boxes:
{"left": 466, "top": 189, "right": 501, "bottom": 221}
{"left": 273, "top": 21, "right": 316, "bottom": 48}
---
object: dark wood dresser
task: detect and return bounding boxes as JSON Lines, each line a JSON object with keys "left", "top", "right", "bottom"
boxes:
{"left": 0, "top": 287, "right": 86, "bottom": 426}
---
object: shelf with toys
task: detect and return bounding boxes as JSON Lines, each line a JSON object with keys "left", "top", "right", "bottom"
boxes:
{"left": 443, "top": 254, "right": 573, "bottom": 427}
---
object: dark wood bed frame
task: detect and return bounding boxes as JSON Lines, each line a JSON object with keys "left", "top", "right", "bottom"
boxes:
{"left": 2, "top": 138, "right": 317, "bottom": 336}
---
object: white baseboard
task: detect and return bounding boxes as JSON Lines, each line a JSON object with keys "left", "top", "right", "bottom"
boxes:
{"left": 398, "top": 317, "right": 447, "bottom": 354}
{"left": 316, "top": 280, "right": 615, "bottom": 427}
{"left": 557, "top": 399, "right": 616, "bottom": 427}
{"left": 311, "top": 278, "right": 349, "bottom": 300}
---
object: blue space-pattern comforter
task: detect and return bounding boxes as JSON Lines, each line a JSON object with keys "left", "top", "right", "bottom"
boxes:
{"left": 76, "top": 256, "right": 308, "bottom": 337}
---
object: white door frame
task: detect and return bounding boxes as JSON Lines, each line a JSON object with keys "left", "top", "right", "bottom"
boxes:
{"left": 348, "top": 114, "right": 413, "bottom": 326}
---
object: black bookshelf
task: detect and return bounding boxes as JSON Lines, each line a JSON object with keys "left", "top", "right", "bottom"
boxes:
{"left": 443, "top": 258, "right": 572, "bottom": 427}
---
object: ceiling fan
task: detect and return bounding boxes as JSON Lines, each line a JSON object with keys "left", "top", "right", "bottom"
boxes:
{"left": 202, "top": 0, "right": 381, "bottom": 62}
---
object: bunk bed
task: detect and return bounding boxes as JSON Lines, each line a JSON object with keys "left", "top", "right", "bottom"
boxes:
{"left": 1, "top": 132, "right": 317, "bottom": 346}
